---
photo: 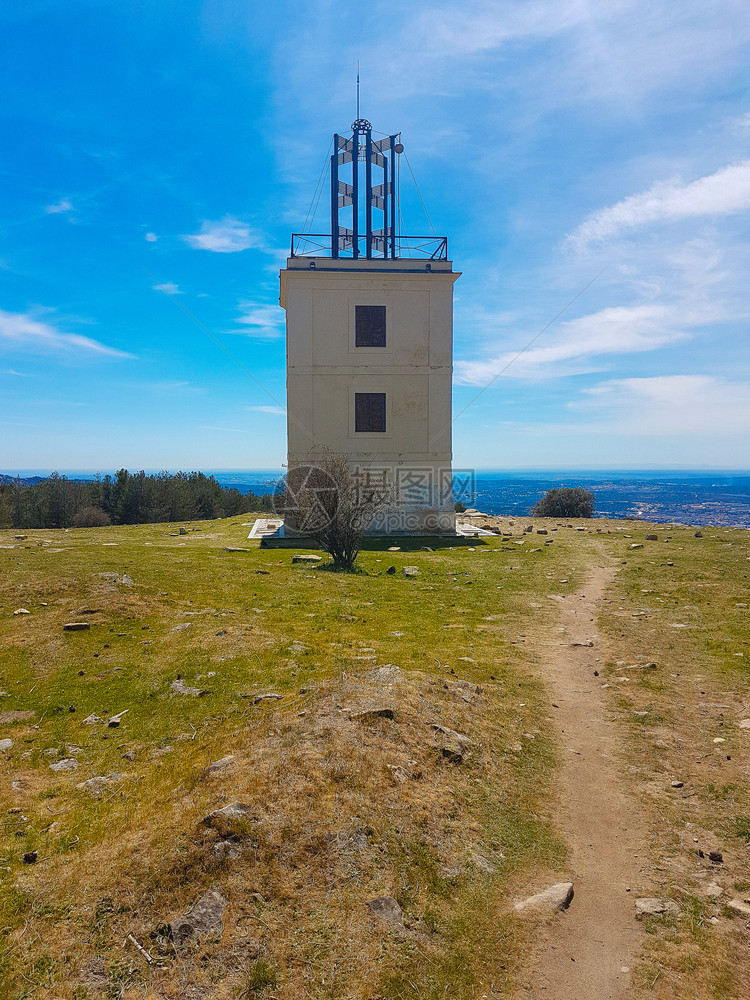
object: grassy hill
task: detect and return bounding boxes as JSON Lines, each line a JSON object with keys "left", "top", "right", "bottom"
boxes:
{"left": 0, "top": 516, "right": 748, "bottom": 998}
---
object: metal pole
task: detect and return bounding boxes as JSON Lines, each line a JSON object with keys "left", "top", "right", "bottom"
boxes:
{"left": 331, "top": 134, "right": 339, "bottom": 259}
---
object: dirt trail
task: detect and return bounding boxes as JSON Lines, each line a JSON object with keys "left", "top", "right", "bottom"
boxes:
{"left": 521, "top": 558, "right": 650, "bottom": 999}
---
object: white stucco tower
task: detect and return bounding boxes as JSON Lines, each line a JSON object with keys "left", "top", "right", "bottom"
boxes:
{"left": 280, "top": 118, "right": 459, "bottom": 534}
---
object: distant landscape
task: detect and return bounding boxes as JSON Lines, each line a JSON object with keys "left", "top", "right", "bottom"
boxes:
{"left": 3, "top": 469, "right": 750, "bottom": 529}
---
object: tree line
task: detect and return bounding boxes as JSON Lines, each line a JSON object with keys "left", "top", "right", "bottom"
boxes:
{"left": 0, "top": 470, "right": 275, "bottom": 529}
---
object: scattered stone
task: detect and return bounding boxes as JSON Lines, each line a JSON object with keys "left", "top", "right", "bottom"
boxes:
{"left": 213, "top": 840, "right": 241, "bottom": 861}
{"left": 369, "top": 664, "right": 404, "bottom": 685}
{"left": 536, "top": 529, "right": 548, "bottom": 535}
{"left": 739, "top": 719, "right": 750, "bottom": 730}
{"left": 351, "top": 707, "right": 395, "bottom": 722}
{"left": 708, "top": 851, "right": 723, "bottom": 864}
{"left": 77, "top": 774, "right": 124, "bottom": 797}
{"left": 694, "top": 530, "right": 703, "bottom": 538}
{"left": 671, "top": 780, "right": 684, "bottom": 789}
{"left": 63, "top": 622, "right": 91, "bottom": 631}
{"left": 22, "top": 851, "right": 38, "bottom": 864}
{"left": 108, "top": 710, "right": 129, "bottom": 728}
{"left": 387, "top": 546, "right": 401, "bottom": 552}
{"left": 0, "top": 739, "right": 12, "bottom": 752}
{"left": 366, "top": 896, "right": 403, "bottom": 927}
{"left": 726, "top": 899, "right": 750, "bottom": 918}
{"left": 50, "top": 757, "right": 78, "bottom": 771}
{"left": 171, "top": 623, "right": 191, "bottom": 632}
{"left": 635, "top": 897, "right": 679, "bottom": 918}
{"left": 645, "top": 534, "right": 658, "bottom": 541}
{"left": 629, "top": 543, "right": 643, "bottom": 550}
{"left": 206, "top": 754, "right": 236, "bottom": 774}
{"left": 120, "top": 574, "right": 134, "bottom": 586}
{"left": 204, "top": 802, "right": 254, "bottom": 837}
{"left": 515, "top": 882, "right": 574, "bottom": 913}
{"left": 13, "top": 608, "right": 30, "bottom": 616}
{"left": 223, "top": 547, "right": 248, "bottom": 552}
{"left": 450, "top": 679, "right": 480, "bottom": 703}
{"left": 385, "top": 566, "right": 396, "bottom": 575}
{"left": 170, "top": 888, "right": 227, "bottom": 944}
{"left": 292, "top": 554, "right": 322, "bottom": 564}
{"left": 171, "top": 679, "right": 209, "bottom": 697}
{"left": 179, "top": 526, "right": 187, "bottom": 535}
{"left": 254, "top": 692, "right": 282, "bottom": 704}
{"left": 698, "top": 881, "right": 723, "bottom": 898}
{"left": 525, "top": 525, "right": 534, "bottom": 533}
{"left": 82, "top": 713, "right": 105, "bottom": 725}
{"left": 122, "top": 750, "right": 135, "bottom": 761}
{"left": 402, "top": 566, "right": 420, "bottom": 578}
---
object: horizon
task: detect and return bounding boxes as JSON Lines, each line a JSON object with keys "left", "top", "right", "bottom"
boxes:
{"left": 2, "top": 2, "right": 750, "bottom": 469}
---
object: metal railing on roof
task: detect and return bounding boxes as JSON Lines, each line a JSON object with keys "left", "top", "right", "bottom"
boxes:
{"left": 290, "top": 233, "right": 448, "bottom": 260}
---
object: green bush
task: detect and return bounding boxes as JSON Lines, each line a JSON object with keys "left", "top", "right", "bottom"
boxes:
{"left": 530, "top": 487, "right": 595, "bottom": 518}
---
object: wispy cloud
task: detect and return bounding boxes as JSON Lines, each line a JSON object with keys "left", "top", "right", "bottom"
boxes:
{"left": 569, "top": 160, "right": 750, "bottom": 247}
{"left": 574, "top": 375, "right": 750, "bottom": 435}
{"left": 0, "top": 309, "right": 134, "bottom": 358}
{"left": 247, "top": 404, "right": 285, "bottom": 415}
{"left": 455, "top": 302, "right": 690, "bottom": 384}
{"left": 45, "top": 198, "right": 73, "bottom": 214}
{"left": 152, "top": 281, "right": 182, "bottom": 295}
{"left": 232, "top": 302, "right": 284, "bottom": 339}
{"left": 183, "top": 216, "right": 263, "bottom": 253}
{"left": 145, "top": 231, "right": 158, "bottom": 242}
{"left": 1, "top": 368, "right": 30, "bottom": 376}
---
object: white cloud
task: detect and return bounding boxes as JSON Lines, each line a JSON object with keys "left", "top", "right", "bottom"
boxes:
{"left": 575, "top": 375, "right": 750, "bottom": 435}
{"left": 569, "top": 160, "right": 750, "bottom": 247}
{"left": 152, "top": 281, "right": 181, "bottom": 295}
{"left": 145, "top": 232, "right": 158, "bottom": 242}
{"left": 183, "top": 216, "right": 262, "bottom": 253}
{"left": 247, "top": 404, "right": 285, "bottom": 415}
{"left": 45, "top": 198, "right": 73, "bottom": 214}
{"left": 0, "top": 309, "right": 134, "bottom": 358}
{"left": 455, "top": 302, "right": 690, "bottom": 384}
{"left": 1, "top": 368, "right": 29, "bottom": 376}
{"left": 232, "top": 302, "right": 284, "bottom": 339}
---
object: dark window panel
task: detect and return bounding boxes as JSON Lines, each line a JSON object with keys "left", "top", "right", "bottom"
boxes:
{"left": 355, "top": 305, "right": 386, "bottom": 347}
{"left": 355, "top": 392, "right": 386, "bottom": 432}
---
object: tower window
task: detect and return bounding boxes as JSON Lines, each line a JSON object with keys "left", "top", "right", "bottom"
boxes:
{"left": 355, "top": 305, "right": 386, "bottom": 347}
{"left": 355, "top": 392, "right": 386, "bottom": 432}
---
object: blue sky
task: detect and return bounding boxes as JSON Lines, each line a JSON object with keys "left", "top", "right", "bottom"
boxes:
{"left": 2, "top": 0, "right": 750, "bottom": 473}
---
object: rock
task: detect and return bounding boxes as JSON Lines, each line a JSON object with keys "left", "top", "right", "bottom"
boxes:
{"left": 387, "top": 546, "right": 401, "bottom": 552}
{"left": 119, "top": 574, "right": 134, "bottom": 586}
{"left": 206, "top": 754, "right": 236, "bottom": 774}
{"left": 82, "top": 713, "right": 105, "bottom": 725}
{"left": 171, "top": 679, "right": 209, "bottom": 697}
{"left": 213, "top": 840, "right": 241, "bottom": 861}
{"left": 13, "top": 608, "right": 30, "bottom": 616}
{"left": 635, "top": 897, "right": 679, "bottom": 918}
{"left": 0, "top": 738, "right": 13, "bottom": 752}
{"left": 738, "top": 719, "right": 750, "bottom": 730}
{"left": 254, "top": 692, "right": 282, "bottom": 704}
{"left": 63, "top": 622, "right": 91, "bottom": 631}
{"left": 366, "top": 896, "right": 403, "bottom": 927}
{"left": 432, "top": 724, "right": 472, "bottom": 763}
{"left": 726, "top": 899, "right": 750, "bottom": 918}
{"left": 108, "top": 710, "right": 129, "bottom": 728}
{"left": 223, "top": 547, "right": 248, "bottom": 552}
{"left": 171, "top": 623, "right": 191, "bottom": 632}
{"left": 515, "top": 882, "right": 574, "bottom": 913}
{"left": 22, "top": 851, "right": 38, "bottom": 864}
{"left": 450, "top": 680, "right": 480, "bottom": 703}
{"left": 671, "top": 781, "right": 684, "bottom": 788}
{"left": 204, "top": 802, "right": 254, "bottom": 837}
{"left": 708, "top": 851, "right": 723, "bottom": 864}
{"left": 645, "top": 534, "right": 658, "bottom": 541}
{"left": 170, "top": 888, "right": 226, "bottom": 944}
{"left": 525, "top": 525, "right": 534, "bottom": 533}
{"left": 629, "top": 543, "right": 643, "bottom": 550}
{"left": 351, "top": 707, "right": 395, "bottom": 722}
{"left": 698, "top": 881, "right": 723, "bottom": 898}
{"left": 536, "top": 529, "right": 548, "bottom": 535}
{"left": 402, "top": 566, "right": 420, "bottom": 577}
{"left": 385, "top": 566, "right": 396, "bottom": 575}
{"left": 179, "top": 526, "right": 187, "bottom": 535}
{"left": 368, "top": 664, "right": 404, "bottom": 685}
{"left": 122, "top": 750, "right": 135, "bottom": 761}
{"left": 694, "top": 530, "right": 703, "bottom": 538}
{"left": 77, "top": 774, "right": 123, "bottom": 797}
{"left": 292, "top": 554, "right": 322, "bottom": 564}
{"left": 50, "top": 757, "right": 78, "bottom": 771}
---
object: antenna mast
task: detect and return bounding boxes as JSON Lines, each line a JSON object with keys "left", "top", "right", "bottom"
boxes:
{"left": 356, "top": 62, "right": 360, "bottom": 119}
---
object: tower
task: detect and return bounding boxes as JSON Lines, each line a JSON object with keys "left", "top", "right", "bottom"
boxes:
{"left": 280, "top": 116, "right": 459, "bottom": 534}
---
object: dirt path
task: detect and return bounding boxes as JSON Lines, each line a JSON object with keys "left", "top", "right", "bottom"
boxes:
{"left": 521, "top": 558, "right": 651, "bottom": 998}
